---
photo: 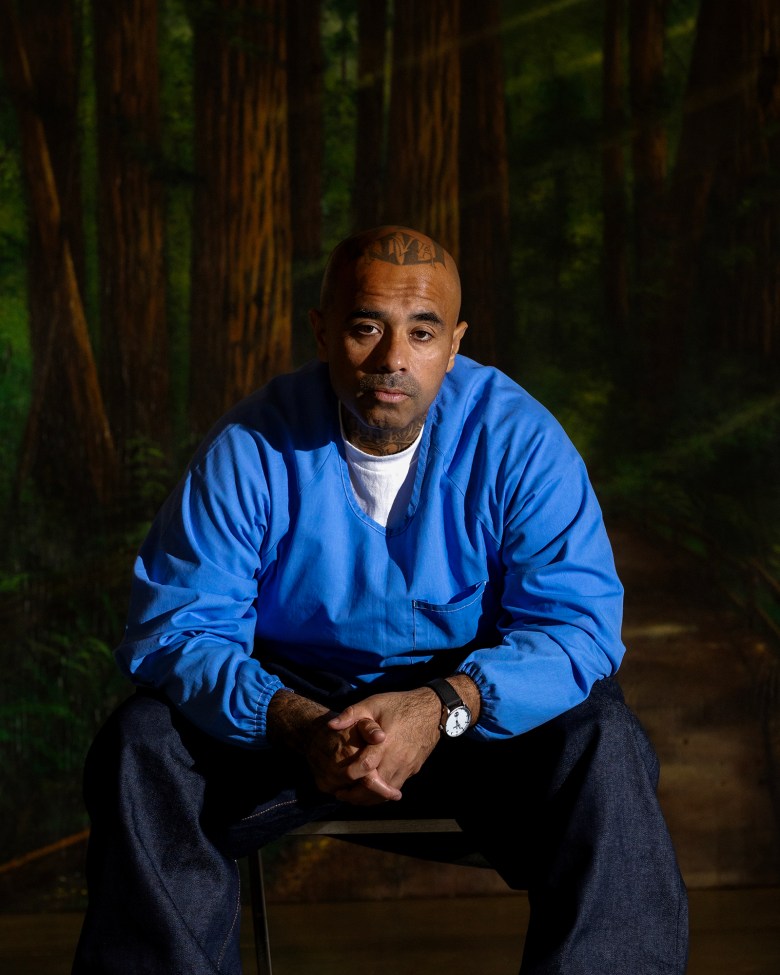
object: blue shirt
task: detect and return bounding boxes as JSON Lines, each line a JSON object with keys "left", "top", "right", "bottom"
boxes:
{"left": 117, "top": 357, "right": 625, "bottom": 747}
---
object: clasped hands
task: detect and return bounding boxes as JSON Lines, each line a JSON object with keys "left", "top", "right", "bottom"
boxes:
{"left": 269, "top": 686, "right": 442, "bottom": 807}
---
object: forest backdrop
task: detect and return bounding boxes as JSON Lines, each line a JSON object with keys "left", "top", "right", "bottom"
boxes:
{"left": 0, "top": 0, "right": 779, "bottom": 878}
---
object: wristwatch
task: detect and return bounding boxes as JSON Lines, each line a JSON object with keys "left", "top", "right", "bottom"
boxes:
{"left": 425, "top": 678, "right": 472, "bottom": 738}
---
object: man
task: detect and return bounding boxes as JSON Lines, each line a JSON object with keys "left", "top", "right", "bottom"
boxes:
{"left": 72, "top": 225, "right": 688, "bottom": 974}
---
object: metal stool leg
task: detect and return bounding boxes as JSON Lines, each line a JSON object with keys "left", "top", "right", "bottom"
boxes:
{"left": 247, "top": 819, "right": 480, "bottom": 972}
{"left": 248, "top": 849, "right": 273, "bottom": 975}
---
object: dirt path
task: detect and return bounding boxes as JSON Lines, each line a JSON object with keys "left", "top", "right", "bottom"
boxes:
{"left": 611, "top": 521, "right": 780, "bottom": 888}
{"left": 266, "top": 521, "right": 780, "bottom": 903}
{"left": 3, "top": 522, "right": 779, "bottom": 911}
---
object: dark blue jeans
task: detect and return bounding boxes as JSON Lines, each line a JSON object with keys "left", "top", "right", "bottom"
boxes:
{"left": 71, "top": 678, "right": 688, "bottom": 974}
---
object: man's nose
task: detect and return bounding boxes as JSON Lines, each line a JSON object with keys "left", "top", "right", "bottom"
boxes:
{"left": 374, "top": 329, "right": 408, "bottom": 372}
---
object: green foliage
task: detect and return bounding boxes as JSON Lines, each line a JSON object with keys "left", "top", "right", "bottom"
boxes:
{"left": 0, "top": 502, "right": 132, "bottom": 859}
{"left": 504, "top": 13, "right": 607, "bottom": 385}
{"left": 521, "top": 362, "right": 614, "bottom": 473}
{"left": 600, "top": 384, "right": 780, "bottom": 653}
{"left": 123, "top": 434, "right": 180, "bottom": 529}
{"left": 602, "top": 386, "right": 780, "bottom": 569}
{"left": 0, "top": 0, "right": 778, "bottom": 867}
{"left": 0, "top": 82, "right": 31, "bottom": 510}
{"left": 0, "top": 319, "right": 30, "bottom": 512}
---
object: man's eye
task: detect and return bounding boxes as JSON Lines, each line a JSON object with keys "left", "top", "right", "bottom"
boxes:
{"left": 353, "top": 323, "right": 379, "bottom": 336}
{"left": 412, "top": 329, "right": 434, "bottom": 341}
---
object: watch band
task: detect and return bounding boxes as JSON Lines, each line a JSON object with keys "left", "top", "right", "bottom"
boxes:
{"left": 425, "top": 677, "right": 471, "bottom": 738}
{"left": 425, "top": 677, "right": 463, "bottom": 714}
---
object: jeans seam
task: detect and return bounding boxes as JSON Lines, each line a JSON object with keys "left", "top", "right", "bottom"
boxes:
{"left": 217, "top": 860, "right": 241, "bottom": 972}
{"left": 625, "top": 706, "right": 661, "bottom": 785}
{"left": 674, "top": 875, "right": 689, "bottom": 973}
{"left": 128, "top": 814, "right": 225, "bottom": 974}
{"left": 239, "top": 797, "right": 299, "bottom": 823}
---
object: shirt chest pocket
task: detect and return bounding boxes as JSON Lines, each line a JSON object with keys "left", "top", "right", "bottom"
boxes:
{"left": 412, "top": 581, "right": 488, "bottom": 652}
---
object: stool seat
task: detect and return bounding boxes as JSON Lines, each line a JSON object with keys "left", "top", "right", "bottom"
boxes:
{"left": 248, "top": 817, "right": 488, "bottom": 975}
{"left": 292, "top": 816, "right": 462, "bottom": 835}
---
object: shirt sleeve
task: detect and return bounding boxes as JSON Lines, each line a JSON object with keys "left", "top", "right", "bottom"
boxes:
{"left": 458, "top": 437, "right": 626, "bottom": 740}
{"left": 114, "top": 428, "right": 285, "bottom": 747}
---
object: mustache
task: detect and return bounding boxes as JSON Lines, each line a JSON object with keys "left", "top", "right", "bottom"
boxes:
{"left": 357, "top": 375, "right": 419, "bottom": 396}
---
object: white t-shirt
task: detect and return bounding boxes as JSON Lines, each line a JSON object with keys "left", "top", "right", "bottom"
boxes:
{"left": 340, "top": 408, "right": 424, "bottom": 529}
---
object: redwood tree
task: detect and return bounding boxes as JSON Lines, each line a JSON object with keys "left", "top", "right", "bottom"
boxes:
{"left": 93, "top": 0, "right": 169, "bottom": 459}
{"left": 602, "top": 0, "right": 630, "bottom": 357}
{"left": 757, "top": 0, "right": 780, "bottom": 362}
{"left": 383, "top": 0, "right": 460, "bottom": 259}
{"left": 189, "top": 0, "right": 292, "bottom": 436}
{"left": 287, "top": 0, "right": 323, "bottom": 262}
{"left": 657, "top": 0, "right": 779, "bottom": 402}
{"left": 457, "top": 0, "right": 508, "bottom": 368}
{"left": 716, "top": 0, "right": 779, "bottom": 364}
{"left": 353, "top": 0, "right": 387, "bottom": 231}
{"left": 17, "top": 0, "right": 90, "bottom": 496}
{"left": 629, "top": 0, "right": 669, "bottom": 289}
{"left": 287, "top": 0, "right": 323, "bottom": 360}
{"left": 0, "top": 0, "right": 117, "bottom": 505}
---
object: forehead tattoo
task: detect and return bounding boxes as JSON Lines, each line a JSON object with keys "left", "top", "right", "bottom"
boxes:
{"left": 364, "top": 231, "right": 445, "bottom": 268}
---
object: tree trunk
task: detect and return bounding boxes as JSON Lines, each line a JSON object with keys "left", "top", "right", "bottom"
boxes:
{"left": 660, "top": 0, "right": 773, "bottom": 396}
{"left": 457, "top": 0, "right": 508, "bottom": 368}
{"left": 287, "top": 0, "right": 323, "bottom": 362}
{"left": 708, "top": 0, "right": 780, "bottom": 367}
{"left": 0, "top": 0, "right": 118, "bottom": 506}
{"left": 93, "top": 0, "right": 169, "bottom": 459}
{"left": 629, "top": 0, "right": 668, "bottom": 287}
{"left": 20, "top": 0, "right": 86, "bottom": 297}
{"left": 287, "top": 0, "right": 322, "bottom": 261}
{"left": 189, "top": 0, "right": 292, "bottom": 437}
{"left": 353, "top": 0, "right": 387, "bottom": 231}
{"left": 16, "top": 0, "right": 91, "bottom": 497}
{"left": 384, "top": 0, "right": 460, "bottom": 260}
{"left": 757, "top": 0, "right": 780, "bottom": 362}
{"left": 646, "top": 0, "right": 734, "bottom": 407}
{"left": 602, "top": 0, "right": 630, "bottom": 359}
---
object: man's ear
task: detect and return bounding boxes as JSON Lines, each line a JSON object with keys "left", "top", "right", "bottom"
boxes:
{"left": 446, "top": 320, "right": 468, "bottom": 371}
{"left": 309, "top": 308, "right": 328, "bottom": 362}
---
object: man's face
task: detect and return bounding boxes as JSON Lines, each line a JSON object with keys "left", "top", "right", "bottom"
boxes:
{"left": 311, "top": 237, "right": 467, "bottom": 450}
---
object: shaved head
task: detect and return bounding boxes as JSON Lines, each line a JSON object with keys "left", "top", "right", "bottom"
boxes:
{"left": 310, "top": 224, "right": 468, "bottom": 455}
{"left": 319, "top": 225, "right": 461, "bottom": 317}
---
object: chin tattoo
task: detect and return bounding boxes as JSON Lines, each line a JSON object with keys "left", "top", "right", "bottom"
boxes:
{"left": 344, "top": 413, "right": 425, "bottom": 456}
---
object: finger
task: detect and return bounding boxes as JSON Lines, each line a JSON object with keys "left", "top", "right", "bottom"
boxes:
{"left": 355, "top": 717, "right": 386, "bottom": 743}
{"left": 336, "top": 745, "right": 382, "bottom": 780}
{"left": 333, "top": 787, "right": 387, "bottom": 807}
{"left": 327, "top": 705, "right": 358, "bottom": 730}
{"left": 335, "top": 777, "right": 402, "bottom": 805}
{"left": 361, "top": 772, "right": 402, "bottom": 802}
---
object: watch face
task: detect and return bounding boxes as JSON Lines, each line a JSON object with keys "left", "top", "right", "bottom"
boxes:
{"left": 444, "top": 705, "right": 471, "bottom": 737}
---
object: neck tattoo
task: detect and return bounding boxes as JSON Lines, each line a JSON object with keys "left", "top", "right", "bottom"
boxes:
{"left": 343, "top": 411, "right": 424, "bottom": 457}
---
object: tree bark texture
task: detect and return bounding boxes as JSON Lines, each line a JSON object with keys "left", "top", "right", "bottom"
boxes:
{"left": 287, "top": 0, "right": 323, "bottom": 261}
{"left": 753, "top": 0, "right": 780, "bottom": 361}
{"left": 20, "top": 0, "right": 86, "bottom": 298}
{"left": 93, "top": 0, "right": 169, "bottom": 456}
{"left": 0, "top": 0, "right": 118, "bottom": 505}
{"left": 190, "top": 0, "right": 292, "bottom": 436}
{"left": 647, "top": 0, "right": 738, "bottom": 400}
{"left": 629, "top": 0, "right": 668, "bottom": 286}
{"left": 457, "top": 0, "right": 508, "bottom": 368}
{"left": 353, "top": 0, "right": 387, "bottom": 231}
{"left": 384, "top": 0, "right": 460, "bottom": 260}
{"left": 17, "top": 0, "right": 93, "bottom": 496}
{"left": 662, "top": 0, "right": 776, "bottom": 388}
{"left": 286, "top": 0, "right": 323, "bottom": 364}
{"left": 602, "top": 0, "right": 630, "bottom": 355}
